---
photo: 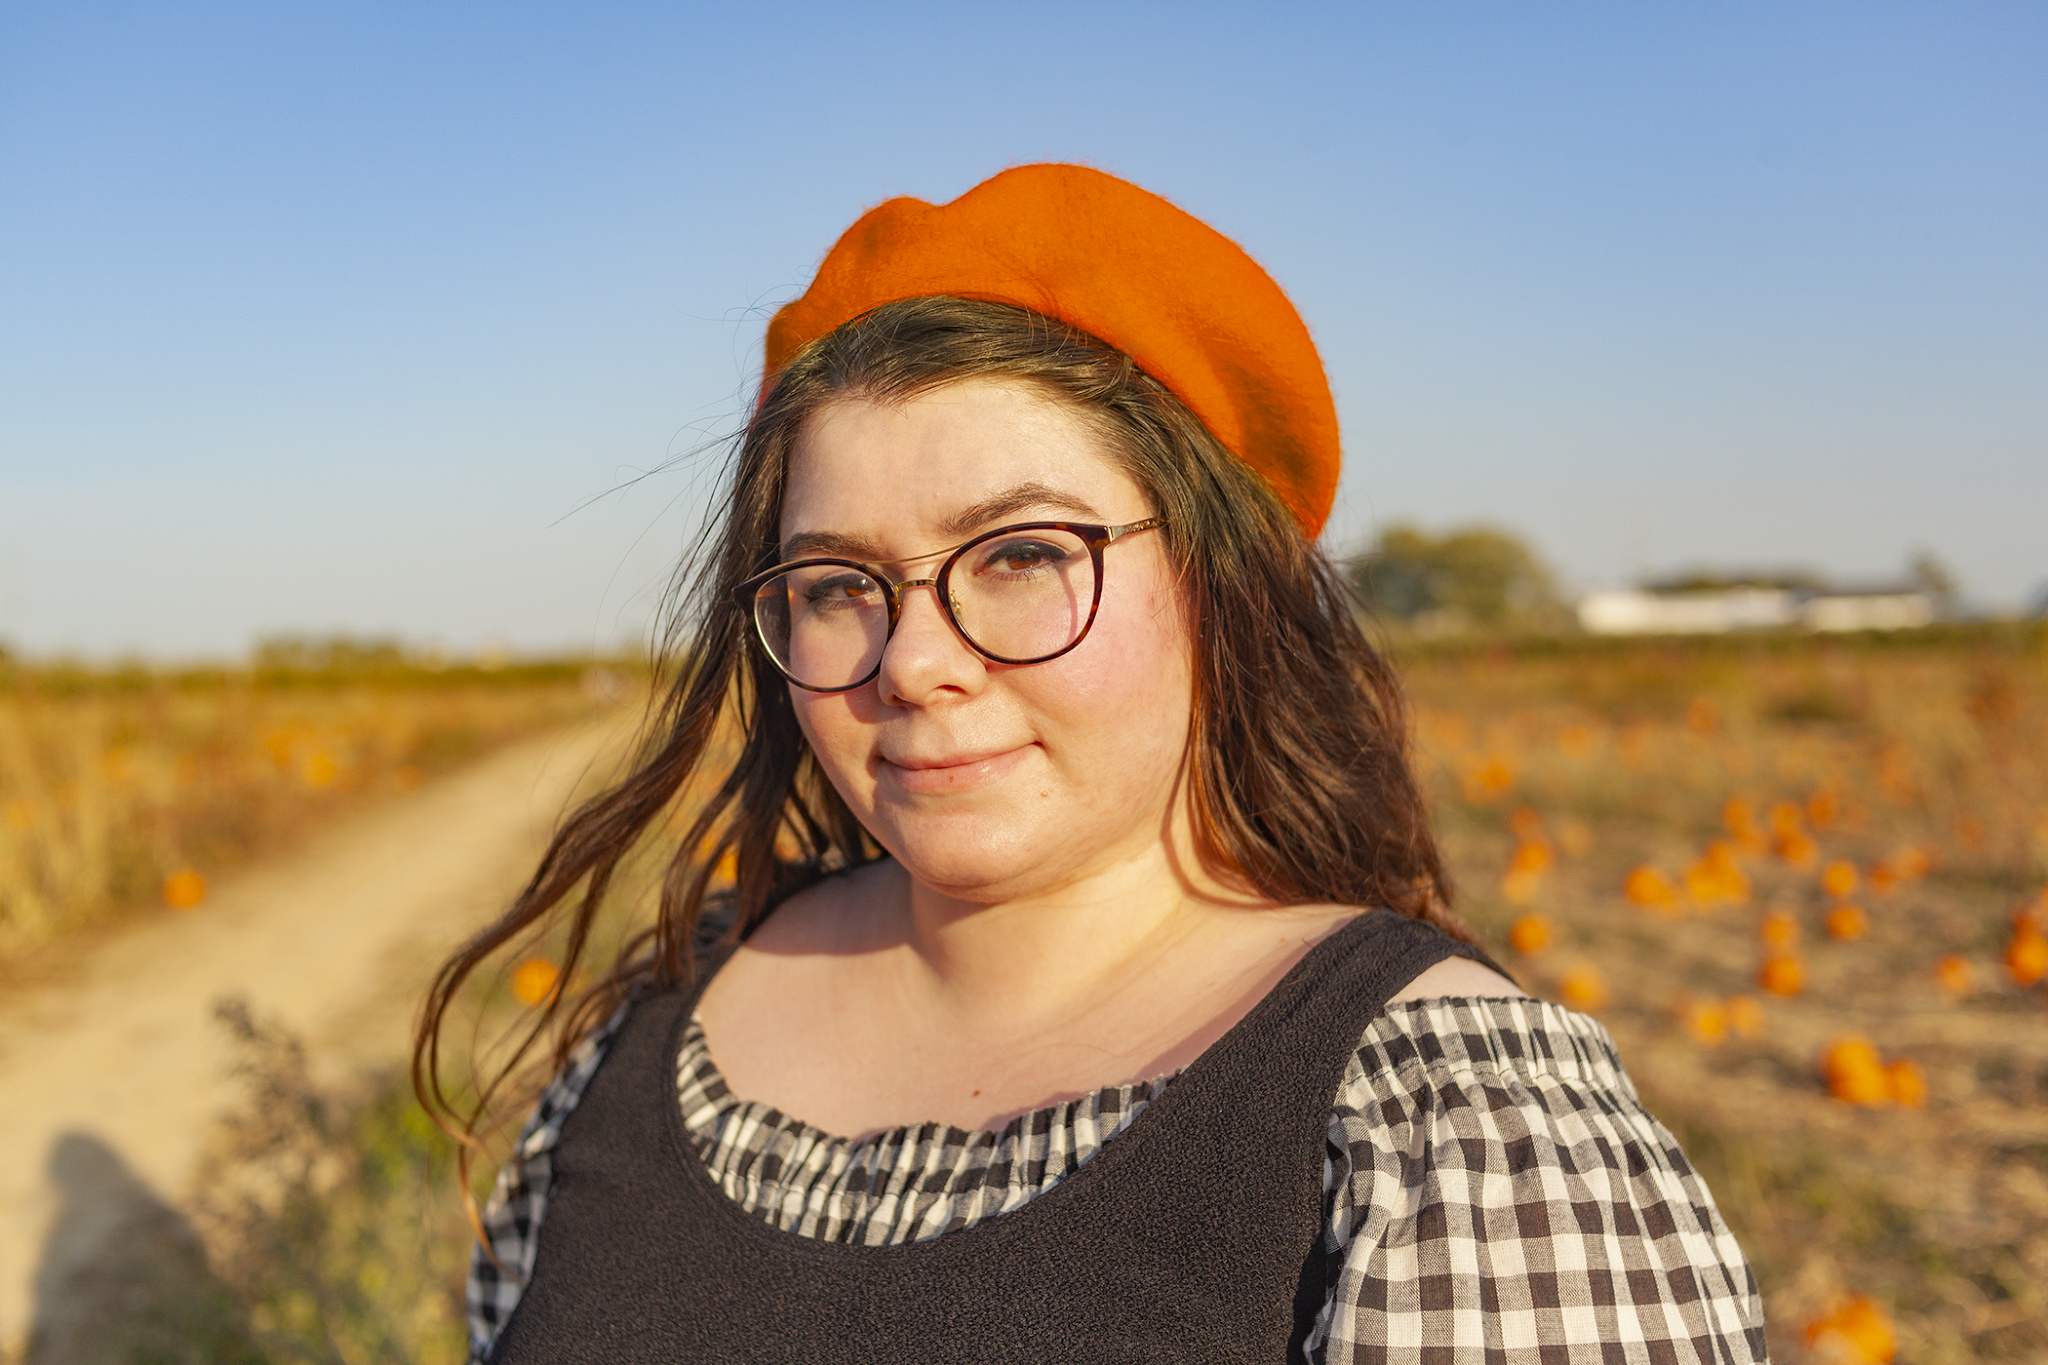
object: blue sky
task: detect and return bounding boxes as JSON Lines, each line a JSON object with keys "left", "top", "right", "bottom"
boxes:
{"left": 2, "top": 1, "right": 2042, "bottom": 656}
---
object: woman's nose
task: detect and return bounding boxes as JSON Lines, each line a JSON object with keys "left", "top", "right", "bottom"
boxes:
{"left": 876, "top": 581, "right": 985, "bottom": 705}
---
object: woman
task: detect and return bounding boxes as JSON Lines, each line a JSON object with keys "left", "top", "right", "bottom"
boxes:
{"left": 417, "top": 164, "right": 1768, "bottom": 1363}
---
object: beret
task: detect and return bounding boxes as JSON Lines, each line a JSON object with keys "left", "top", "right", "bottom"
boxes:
{"left": 764, "top": 163, "right": 1340, "bottom": 537}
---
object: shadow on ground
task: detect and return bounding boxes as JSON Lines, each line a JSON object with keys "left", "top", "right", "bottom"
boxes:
{"left": 26, "top": 1132, "right": 258, "bottom": 1365}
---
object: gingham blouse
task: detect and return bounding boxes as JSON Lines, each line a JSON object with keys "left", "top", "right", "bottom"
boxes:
{"left": 468, "top": 997, "right": 1767, "bottom": 1363}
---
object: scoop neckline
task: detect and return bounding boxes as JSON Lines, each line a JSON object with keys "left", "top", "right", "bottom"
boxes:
{"left": 659, "top": 907, "right": 1391, "bottom": 1261}
{"left": 680, "top": 1012, "right": 1181, "bottom": 1152}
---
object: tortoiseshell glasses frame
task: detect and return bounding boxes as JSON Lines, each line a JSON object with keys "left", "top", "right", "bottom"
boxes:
{"left": 733, "top": 518, "right": 1168, "bottom": 693}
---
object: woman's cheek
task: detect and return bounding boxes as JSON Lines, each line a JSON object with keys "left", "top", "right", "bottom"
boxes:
{"left": 1061, "top": 582, "right": 1190, "bottom": 713}
{"left": 1036, "top": 598, "right": 1193, "bottom": 775}
{"left": 790, "top": 690, "right": 877, "bottom": 816}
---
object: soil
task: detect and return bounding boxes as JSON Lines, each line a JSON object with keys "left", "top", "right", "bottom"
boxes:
{"left": 0, "top": 714, "right": 630, "bottom": 1359}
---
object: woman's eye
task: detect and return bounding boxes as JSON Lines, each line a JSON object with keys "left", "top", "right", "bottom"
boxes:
{"left": 803, "top": 572, "right": 879, "bottom": 604}
{"left": 977, "top": 540, "right": 1067, "bottom": 575}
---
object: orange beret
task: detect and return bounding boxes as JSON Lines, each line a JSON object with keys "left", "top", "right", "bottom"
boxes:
{"left": 764, "top": 164, "right": 1340, "bottom": 537}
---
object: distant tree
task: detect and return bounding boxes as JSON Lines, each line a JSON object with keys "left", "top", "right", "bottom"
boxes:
{"left": 1348, "top": 523, "right": 1560, "bottom": 630}
{"left": 1908, "top": 551, "right": 1959, "bottom": 604}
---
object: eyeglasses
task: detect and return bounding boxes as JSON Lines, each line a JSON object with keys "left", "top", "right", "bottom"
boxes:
{"left": 734, "top": 518, "right": 1167, "bottom": 693}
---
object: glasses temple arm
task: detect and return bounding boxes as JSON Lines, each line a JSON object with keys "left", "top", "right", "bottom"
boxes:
{"left": 1103, "top": 516, "right": 1167, "bottom": 541}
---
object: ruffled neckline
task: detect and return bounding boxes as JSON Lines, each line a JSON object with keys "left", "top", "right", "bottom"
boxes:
{"left": 675, "top": 1014, "right": 1178, "bottom": 1245}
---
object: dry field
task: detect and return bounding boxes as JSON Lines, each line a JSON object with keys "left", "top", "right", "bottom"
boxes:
{"left": 0, "top": 653, "right": 623, "bottom": 971}
{"left": 15, "top": 631, "right": 2046, "bottom": 1362}
{"left": 1401, "top": 627, "right": 2048, "bottom": 1363}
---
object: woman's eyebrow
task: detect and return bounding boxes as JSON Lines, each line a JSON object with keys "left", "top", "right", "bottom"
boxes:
{"left": 780, "top": 482, "right": 1106, "bottom": 561}
{"left": 780, "top": 529, "right": 886, "bottom": 560}
{"left": 935, "top": 482, "right": 1103, "bottom": 536}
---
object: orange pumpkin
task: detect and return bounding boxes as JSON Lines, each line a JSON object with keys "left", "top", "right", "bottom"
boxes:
{"left": 1758, "top": 910, "right": 1801, "bottom": 949}
{"left": 1885, "top": 846, "right": 1931, "bottom": 882}
{"left": 1825, "top": 905, "right": 1869, "bottom": 942}
{"left": 1822, "top": 1037, "right": 1890, "bottom": 1106}
{"left": 1759, "top": 955, "right": 1806, "bottom": 997}
{"left": 512, "top": 957, "right": 563, "bottom": 1008}
{"left": 1886, "top": 1058, "right": 1928, "bottom": 1108}
{"left": 1559, "top": 965, "right": 1609, "bottom": 1012}
{"left": 1725, "top": 994, "right": 1765, "bottom": 1040}
{"left": 1775, "top": 830, "right": 1820, "bottom": 871}
{"left": 1804, "top": 1295, "right": 1897, "bottom": 1364}
{"left": 1721, "top": 796, "right": 1758, "bottom": 840}
{"left": 1460, "top": 755, "right": 1517, "bottom": 805}
{"left": 1504, "top": 840, "right": 1555, "bottom": 904}
{"left": 1722, "top": 797, "right": 1767, "bottom": 856}
{"left": 1683, "top": 1000, "right": 1729, "bottom": 1046}
{"left": 1821, "top": 860, "right": 1859, "bottom": 898}
{"left": 2007, "top": 926, "right": 2048, "bottom": 987}
{"left": 162, "top": 868, "right": 208, "bottom": 911}
{"left": 301, "top": 750, "right": 340, "bottom": 789}
{"left": 1502, "top": 870, "right": 1540, "bottom": 905}
{"left": 1624, "top": 865, "right": 1681, "bottom": 911}
{"left": 1932, "top": 954, "right": 1973, "bottom": 997}
{"left": 1806, "top": 789, "right": 1842, "bottom": 830}
{"left": 1508, "top": 914, "right": 1553, "bottom": 955}
{"left": 1685, "top": 842, "right": 1752, "bottom": 910}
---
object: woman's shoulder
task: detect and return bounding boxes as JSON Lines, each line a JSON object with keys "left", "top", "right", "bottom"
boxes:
{"left": 1345, "top": 991, "right": 1636, "bottom": 1107}
{"left": 1314, "top": 994, "right": 1769, "bottom": 1364}
{"left": 1387, "top": 953, "right": 1525, "bottom": 1005}
{"left": 1315, "top": 995, "right": 1767, "bottom": 1362}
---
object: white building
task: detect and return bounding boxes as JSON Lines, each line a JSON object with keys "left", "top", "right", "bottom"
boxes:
{"left": 1577, "top": 588, "right": 1800, "bottom": 635}
{"left": 1801, "top": 592, "right": 1937, "bottom": 632}
{"left": 1578, "top": 586, "right": 1938, "bottom": 636}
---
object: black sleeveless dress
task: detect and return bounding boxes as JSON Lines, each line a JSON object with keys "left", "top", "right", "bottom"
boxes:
{"left": 489, "top": 910, "right": 1489, "bottom": 1363}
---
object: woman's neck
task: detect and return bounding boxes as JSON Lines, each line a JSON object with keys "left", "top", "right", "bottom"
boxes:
{"left": 889, "top": 841, "right": 1267, "bottom": 1030}
{"left": 699, "top": 821, "right": 1358, "bottom": 1135}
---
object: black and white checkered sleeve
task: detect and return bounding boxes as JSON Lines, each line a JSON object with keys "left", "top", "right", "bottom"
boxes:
{"left": 1307, "top": 997, "right": 1768, "bottom": 1365}
{"left": 464, "top": 1004, "right": 629, "bottom": 1364}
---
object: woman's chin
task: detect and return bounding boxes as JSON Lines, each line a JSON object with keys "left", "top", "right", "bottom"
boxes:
{"left": 881, "top": 823, "right": 1080, "bottom": 905}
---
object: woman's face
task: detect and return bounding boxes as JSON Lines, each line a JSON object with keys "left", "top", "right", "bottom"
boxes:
{"left": 779, "top": 378, "right": 1194, "bottom": 905}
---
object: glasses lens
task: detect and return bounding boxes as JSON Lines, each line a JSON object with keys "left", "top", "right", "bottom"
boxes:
{"left": 753, "top": 564, "right": 890, "bottom": 689}
{"left": 949, "top": 527, "right": 1097, "bottom": 663}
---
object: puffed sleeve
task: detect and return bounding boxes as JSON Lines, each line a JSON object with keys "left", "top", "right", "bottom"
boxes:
{"left": 1306, "top": 997, "right": 1768, "bottom": 1365}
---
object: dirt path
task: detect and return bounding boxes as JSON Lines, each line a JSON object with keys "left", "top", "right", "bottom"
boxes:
{"left": 0, "top": 712, "right": 631, "bottom": 1357}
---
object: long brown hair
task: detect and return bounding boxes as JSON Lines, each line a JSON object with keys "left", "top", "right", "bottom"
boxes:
{"left": 412, "top": 296, "right": 1467, "bottom": 1179}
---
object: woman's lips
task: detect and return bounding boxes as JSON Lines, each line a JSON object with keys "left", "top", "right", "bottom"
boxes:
{"left": 878, "top": 744, "right": 1035, "bottom": 795}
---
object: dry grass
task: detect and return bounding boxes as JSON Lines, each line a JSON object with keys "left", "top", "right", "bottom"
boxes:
{"left": 43, "top": 628, "right": 2048, "bottom": 1361}
{"left": 0, "top": 655, "right": 625, "bottom": 968}
{"left": 187, "top": 999, "right": 476, "bottom": 1365}
{"left": 1400, "top": 626, "right": 2048, "bottom": 1362}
